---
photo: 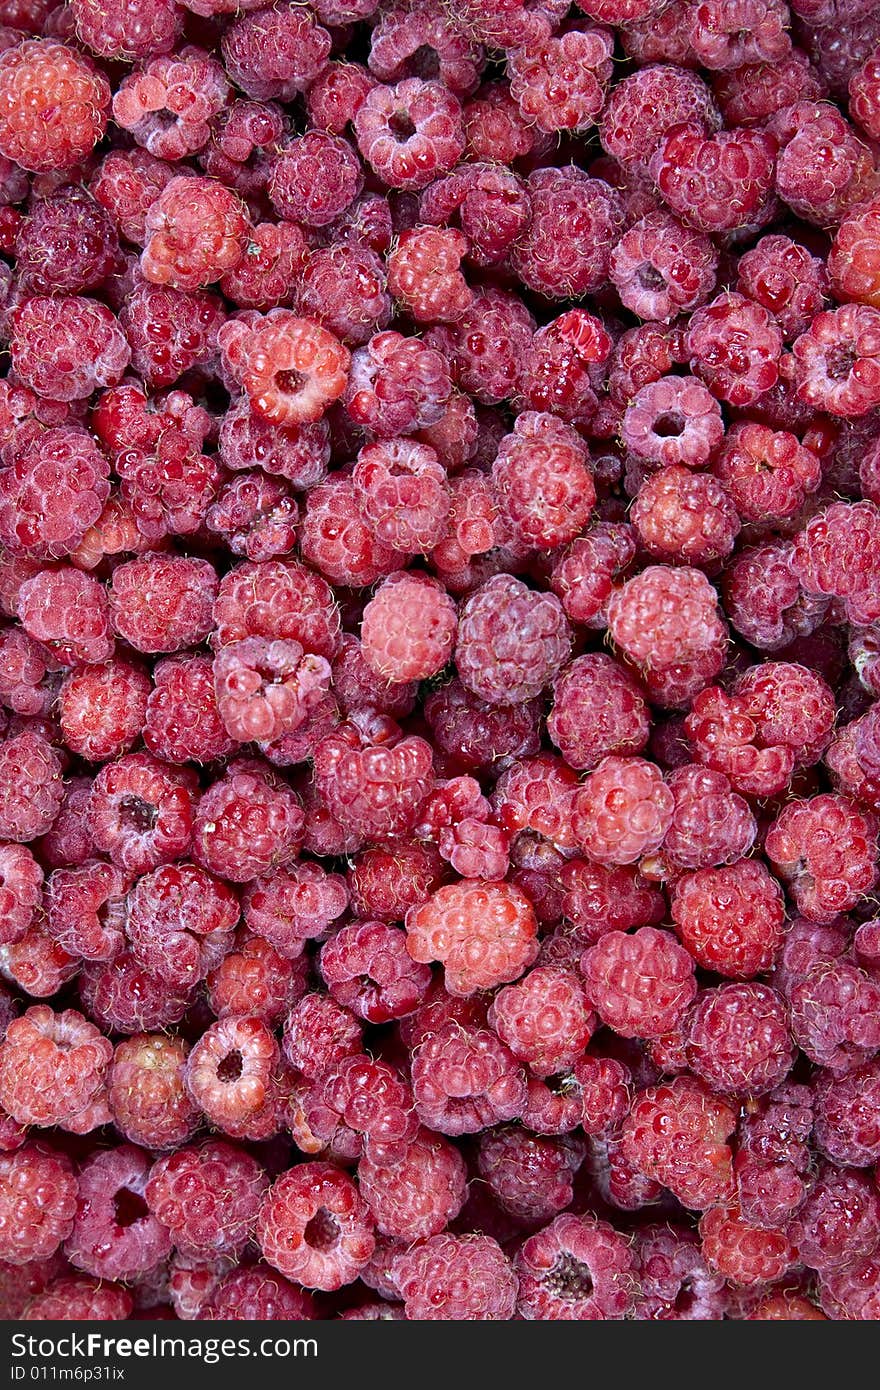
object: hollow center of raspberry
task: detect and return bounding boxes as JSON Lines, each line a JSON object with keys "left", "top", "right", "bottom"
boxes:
{"left": 653, "top": 412, "right": 685, "bottom": 438}
{"left": 119, "top": 795, "right": 158, "bottom": 833}
{"left": 547, "top": 1254, "right": 594, "bottom": 1301}
{"left": 304, "top": 1207, "right": 339, "bottom": 1251}
{"left": 274, "top": 368, "right": 305, "bottom": 396}
{"left": 217, "top": 1048, "right": 244, "bottom": 1082}
{"left": 389, "top": 110, "right": 416, "bottom": 140}
{"left": 637, "top": 264, "right": 666, "bottom": 292}
{"left": 410, "top": 45, "right": 441, "bottom": 80}
{"left": 113, "top": 1186, "right": 150, "bottom": 1229}
{"left": 826, "top": 345, "right": 856, "bottom": 382}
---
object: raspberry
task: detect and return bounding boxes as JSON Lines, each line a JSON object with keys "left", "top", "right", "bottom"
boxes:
{"left": 426, "top": 287, "right": 534, "bottom": 405}
{"left": 141, "top": 175, "right": 249, "bottom": 292}
{"left": 633, "top": 1225, "right": 726, "bottom": 1320}
{"left": 813, "top": 1060, "right": 880, "bottom": 1166}
{"left": 619, "top": 1076, "right": 737, "bottom": 1209}
{"left": 268, "top": 133, "right": 362, "bottom": 231}
{"left": 386, "top": 226, "right": 471, "bottom": 324}
{"left": 559, "top": 858, "right": 665, "bottom": 942}
{"left": 71, "top": 0, "right": 182, "bottom": 61}
{"left": 508, "top": 21, "right": 613, "bottom": 134}
{"left": 406, "top": 877, "right": 538, "bottom": 996}
{"left": 737, "top": 234, "right": 829, "bottom": 340}
{"left": 662, "top": 764, "right": 756, "bottom": 870}
{"left": 146, "top": 1141, "right": 267, "bottom": 1259}
{"left": 344, "top": 330, "right": 451, "bottom": 437}
{"left": 488, "top": 967, "right": 595, "bottom": 1077}
{"left": 516, "top": 1213, "right": 635, "bottom": 1321}
{"left": 45, "top": 859, "right": 127, "bottom": 962}
{"left": 282, "top": 993, "right": 362, "bottom": 1083}
{"left": 649, "top": 123, "right": 775, "bottom": 234}
{"left": 0, "top": 843, "right": 41, "bottom": 946}
{"left": 64, "top": 1146, "right": 171, "bottom": 1282}
{"left": 58, "top": 661, "right": 149, "bottom": 764}
{"left": 307, "top": 61, "right": 377, "bottom": 132}
{"left": 200, "top": 101, "right": 286, "bottom": 199}
{"left": 572, "top": 756, "right": 674, "bottom": 866}
{"left": 320, "top": 919, "right": 431, "bottom": 1024}
{"left": 354, "top": 78, "right": 464, "bottom": 191}
{"left": 713, "top": 49, "right": 825, "bottom": 124}
{"left": 0, "top": 1144, "right": 77, "bottom": 1265}
{"left": 17, "top": 568, "right": 113, "bottom": 668}
{"left": 490, "top": 754, "right": 579, "bottom": 850}
{"left": 298, "top": 242, "right": 391, "bottom": 348}
{"left": 611, "top": 212, "right": 718, "bottom": 323}
{"left": 119, "top": 281, "right": 225, "bottom": 388}
{"left": 600, "top": 64, "right": 720, "bottom": 169}
{"left": 185, "top": 1013, "right": 277, "bottom": 1139}
{"left": 348, "top": 840, "right": 443, "bottom": 921}
{"left": 820, "top": 1252, "right": 880, "bottom": 1320}
{"left": 80, "top": 951, "right": 192, "bottom": 1036}
{"left": 689, "top": 0, "right": 792, "bottom": 69}
{"left": 360, "top": 572, "right": 456, "bottom": 684}
{"left": 205, "top": 473, "right": 299, "bottom": 563}
{"left": 550, "top": 523, "right": 635, "bottom": 629}
{"left": 221, "top": 4, "right": 330, "bottom": 101}
{"left": 301, "top": 475, "right": 404, "bottom": 587}
{"left": 192, "top": 759, "right": 303, "bottom": 884}
{"left": 517, "top": 310, "right": 610, "bottom": 424}
{"left": 631, "top": 465, "right": 740, "bottom": 566}
{"left": 91, "top": 149, "right": 176, "bottom": 246}
{"left": 86, "top": 752, "right": 196, "bottom": 875}
{"left": 213, "top": 637, "right": 330, "bottom": 744}
{"left": 126, "top": 861, "right": 238, "bottom": 988}
{"left": 685, "top": 983, "right": 794, "bottom": 1095}
{"left": 393, "top": 1233, "right": 517, "bottom": 1320}
{"left": 23, "top": 1275, "right": 132, "bottom": 1322}
{"left": 313, "top": 715, "right": 433, "bottom": 842}
{"left": 0, "top": 1005, "right": 112, "bottom": 1133}
{"left": 0, "top": 40, "right": 109, "bottom": 171}
{"left": 213, "top": 559, "right": 340, "bottom": 659}
{"left": 787, "top": 946, "right": 880, "bottom": 1072}
{"left": 421, "top": 167, "right": 533, "bottom": 269}
{"left": 790, "top": 305, "right": 880, "bottom": 419}
{"left": 111, "top": 50, "right": 229, "bottom": 161}
{"left": 14, "top": 187, "right": 119, "bottom": 296}
{"left": 699, "top": 1204, "right": 794, "bottom": 1286}
{"left": 220, "top": 310, "right": 350, "bottom": 428}
{"left": 581, "top": 928, "right": 696, "bottom": 1040}
{"left": 243, "top": 861, "right": 348, "bottom": 961}
{"left": 492, "top": 413, "right": 595, "bottom": 551}
{"left": 671, "top": 859, "right": 786, "bottom": 977}
{"left": 368, "top": 3, "right": 483, "bottom": 95}
{"left": 723, "top": 542, "right": 829, "bottom": 651}
{"left": 512, "top": 168, "right": 624, "bottom": 300}
{"left": 791, "top": 500, "right": 880, "bottom": 619}
{"left": 478, "top": 1128, "right": 584, "bottom": 1223}
{"left": 257, "top": 1162, "right": 374, "bottom": 1291}
{"left": 108, "top": 1034, "right": 198, "bottom": 1151}
{"left": 358, "top": 1127, "right": 466, "bottom": 1240}
{"left": 622, "top": 376, "right": 724, "bottom": 469}
{"left": 765, "top": 794, "right": 878, "bottom": 923}
{"left": 145, "top": 655, "right": 234, "bottom": 766}
{"left": 110, "top": 552, "right": 217, "bottom": 654}
{"left": 11, "top": 296, "right": 129, "bottom": 402}
{"left": 609, "top": 564, "right": 726, "bottom": 674}
{"left": 411, "top": 1021, "right": 526, "bottom": 1134}
{"left": 352, "top": 438, "right": 450, "bottom": 552}
{"left": 201, "top": 1263, "right": 315, "bottom": 1321}
{"left": 713, "top": 422, "right": 821, "bottom": 524}
{"left": 773, "top": 100, "right": 876, "bottom": 225}
{"left": 789, "top": 1164, "right": 880, "bottom": 1273}
{"left": 455, "top": 575, "right": 570, "bottom": 707}
{"left": 0, "top": 731, "right": 63, "bottom": 842}
{"left": 1, "top": 924, "right": 79, "bottom": 1001}
{"left": 687, "top": 292, "right": 783, "bottom": 407}
{"left": 424, "top": 676, "right": 541, "bottom": 772}
{"left": 305, "top": 1054, "right": 417, "bottom": 1162}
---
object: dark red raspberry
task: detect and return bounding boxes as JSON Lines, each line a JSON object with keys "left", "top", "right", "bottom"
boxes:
{"left": 119, "top": 281, "right": 225, "bottom": 389}
{"left": 512, "top": 167, "right": 624, "bottom": 299}
{"left": 192, "top": 759, "right": 304, "bottom": 883}
{"left": 0, "top": 730, "right": 63, "bottom": 843}
{"left": 411, "top": 1021, "right": 526, "bottom": 1134}
{"left": 221, "top": 3, "right": 330, "bottom": 101}
{"left": 581, "top": 928, "right": 696, "bottom": 1040}
{"left": 11, "top": 296, "right": 129, "bottom": 403}
{"left": 268, "top": 133, "right": 363, "bottom": 230}
{"left": 560, "top": 857, "right": 665, "bottom": 942}
{"left": 685, "top": 983, "right": 794, "bottom": 1095}
{"left": 619, "top": 1075, "right": 737, "bottom": 1210}
{"left": 789, "top": 1164, "right": 880, "bottom": 1272}
{"left": 600, "top": 63, "right": 720, "bottom": 169}
{"left": 305, "top": 1054, "right": 417, "bottom": 1162}
{"left": 0, "top": 843, "right": 42, "bottom": 946}
{"left": 80, "top": 951, "right": 192, "bottom": 1036}
{"left": 687, "top": 291, "right": 783, "bottom": 407}
{"left": 455, "top": 575, "right": 570, "bottom": 707}
{"left": 813, "top": 1060, "right": 880, "bottom": 1166}
{"left": 145, "top": 655, "right": 234, "bottom": 766}
{"left": 14, "top": 186, "right": 119, "bottom": 296}
{"left": 492, "top": 412, "right": 595, "bottom": 551}
{"left": 478, "top": 1128, "right": 584, "bottom": 1223}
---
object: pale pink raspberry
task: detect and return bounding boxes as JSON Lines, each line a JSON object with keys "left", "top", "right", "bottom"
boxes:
{"left": 406, "top": 878, "right": 538, "bottom": 996}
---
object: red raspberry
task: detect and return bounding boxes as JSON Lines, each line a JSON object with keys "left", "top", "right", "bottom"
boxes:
{"left": 424, "top": 676, "right": 541, "bottom": 773}
{"left": 406, "top": 878, "right": 538, "bottom": 996}
{"left": 411, "top": 1021, "right": 526, "bottom": 1134}
{"left": 516, "top": 1213, "right": 635, "bottom": 1320}
{"left": 220, "top": 310, "right": 350, "bottom": 427}
{"left": 790, "top": 305, "right": 880, "bottom": 419}
{"left": 723, "top": 542, "right": 829, "bottom": 652}
{"left": 213, "top": 559, "right": 339, "bottom": 660}
{"left": 14, "top": 187, "right": 119, "bottom": 297}
{"left": 734, "top": 1080, "right": 813, "bottom": 1229}
{"left": 193, "top": 759, "right": 303, "bottom": 883}
{"left": 320, "top": 919, "right": 431, "bottom": 1024}
{"left": 426, "top": 287, "right": 534, "bottom": 405}
{"left": 582, "top": 928, "right": 696, "bottom": 1040}
{"left": 314, "top": 716, "right": 434, "bottom": 842}
{"left": 572, "top": 756, "right": 674, "bottom": 866}
{"left": 1, "top": 923, "right": 79, "bottom": 1001}
{"left": 298, "top": 242, "right": 391, "bottom": 347}
{"left": 814, "top": 1060, "right": 880, "bottom": 1166}
{"left": 221, "top": 4, "right": 330, "bottom": 101}
{"left": 699, "top": 1204, "right": 794, "bottom": 1286}
{"left": 119, "top": 280, "right": 225, "bottom": 389}
{"left": 59, "top": 661, "right": 148, "bottom": 764}
{"left": 348, "top": 840, "right": 443, "bottom": 920}
{"left": 478, "top": 1127, "right": 584, "bottom": 1222}
{"left": 550, "top": 523, "right": 636, "bottom": 628}
{"left": 749, "top": 1293, "right": 826, "bottom": 1320}
{"left": 490, "top": 754, "right": 579, "bottom": 850}
{"left": 201, "top": 1263, "right": 315, "bottom": 1321}
{"left": 0, "top": 730, "right": 63, "bottom": 842}
{"left": 116, "top": 431, "right": 221, "bottom": 544}
{"left": 0, "top": 843, "right": 42, "bottom": 946}
{"left": 508, "top": 21, "right": 613, "bottom": 134}
{"left": 11, "top": 296, "right": 129, "bottom": 402}
{"left": 455, "top": 574, "right": 570, "bottom": 707}
{"left": 144, "top": 655, "right": 234, "bottom": 766}
{"left": 671, "top": 860, "right": 786, "bottom": 977}
{"left": 662, "top": 764, "right": 756, "bottom": 870}
{"left": 688, "top": 0, "right": 792, "bottom": 69}
{"left": 368, "top": 3, "right": 483, "bottom": 96}
{"left": 488, "top": 966, "right": 595, "bottom": 1077}
{"left": 559, "top": 857, "right": 665, "bottom": 943}
{"left": 850, "top": 47, "right": 880, "bottom": 140}
{"left": 393, "top": 1232, "right": 517, "bottom": 1321}
{"left": 90, "top": 148, "right": 176, "bottom": 245}
{"left": 0, "top": 1005, "right": 112, "bottom": 1133}
{"left": 282, "top": 993, "right": 362, "bottom": 1083}
{"left": 354, "top": 78, "right": 464, "bottom": 191}
{"left": 213, "top": 637, "right": 330, "bottom": 744}
{"left": 619, "top": 1076, "right": 737, "bottom": 1210}
{"left": 386, "top": 226, "right": 471, "bottom": 325}
{"left": 268, "top": 133, "right": 363, "bottom": 230}
{"left": 687, "top": 292, "right": 783, "bottom": 407}
{"left": 307, "top": 61, "right": 377, "bottom": 131}
{"left": 631, "top": 465, "right": 740, "bottom": 566}
{"left": 610, "top": 212, "right": 718, "bottom": 323}
{"left": 23, "top": 1275, "right": 132, "bottom": 1322}
{"left": 71, "top": 0, "right": 182, "bottom": 61}
{"left": 17, "top": 568, "right": 112, "bottom": 668}
{"left": 622, "top": 375, "right": 724, "bottom": 468}
{"left": 0, "top": 39, "right": 109, "bottom": 171}
{"left": 352, "top": 438, "right": 450, "bottom": 552}
{"left": 789, "top": 1165, "right": 880, "bottom": 1272}
{"left": 45, "top": 859, "right": 127, "bottom": 962}
{"left": 146, "top": 1140, "right": 267, "bottom": 1259}
{"left": 773, "top": 100, "right": 876, "bottom": 225}
{"left": 80, "top": 951, "right": 192, "bottom": 1036}
{"left": 111, "top": 49, "right": 228, "bottom": 161}
{"left": 649, "top": 123, "right": 775, "bottom": 234}
{"left": 421, "top": 167, "right": 533, "bottom": 269}
{"left": 305, "top": 1054, "right": 417, "bottom": 1162}
{"left": 765, "top": 794, "right": 878, "bottom": 923}
{"left": 517, "top": 309, "right": 611, "bottom": 424}
{"left": 608, "top": 565, "right": 727, "bottom": 673}
{"left": 200, "top": 101, "right": 286, "bottom": 199}
{"left": 301, "top": 475, "right": 404, "bottom": 587}
{"left": 344, "top": 330, "right": 451, "bottom": 437}
{"left": 244, "top": 861, "right": 348, "bottom": 960}
{"left": 205, "top": 473, "right": 299, "bottom": 563}
{"left": 737, "top": 234, "right": 829, "bottom": 340}
{"left": 86, "top": 752, "right": 196, "bottom": 875}
{"left": 185, "top": 1014, "right": 278, "bottom": 1139}
{"left": 786, "top": 946, "right": 880, "bottom": 1072}
{"left": 713, "top": 422, "right": 821, "bottom": 523}
{"left": 512, "top": 168, "right": 624, "bottom": 299}
{"left": 791, "top": 500, "right": 880, "bottom": 620}
{"left": 685, "top": 983, "right": 794, "bottom": 1095}
{"left": 492, "top": 412, "right": 595, "bottom": 550}
{"left": 141, "top": 174, "right": 249, "bottom": 292}
{"left": 126, "top": 861, "right": 238, "bottom": 989}
{"left": 361, "top": 572, "right": 456, "bottom": 684}
{"left": 108, "top": 1034, "right": 198, "bottom": 1151}
{"left": 0, "top": 1144, "right": 77, "bottom": 1265}
{"left": 600, "top": 63, "right": 720, "bottom": 170}
{"left": 110, "top": 552, "right": 217, "bottom": 654}
{"left": 257, "top": 1162, "right": 374, "bottom": 1292}
{"left": 633, "top": 1224, "right": 727, "bottom": 1321}
{"left": 207, "top": 929, "right": 307, "bottom": 1023}
{"left": 820, "top": 1252, "right": 880, "bottom": 1321}
{"left": 65, "top": 1145, "right": 170, "bottom": 1282}
{"left": 358, "top": 1127, "right": 466, "bottom": 1241}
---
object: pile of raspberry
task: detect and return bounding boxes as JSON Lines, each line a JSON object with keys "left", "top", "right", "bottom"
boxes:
{"left": 3, "top": 0, "right": 880, "bottom": 1327}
